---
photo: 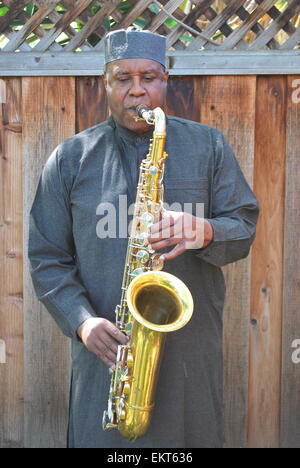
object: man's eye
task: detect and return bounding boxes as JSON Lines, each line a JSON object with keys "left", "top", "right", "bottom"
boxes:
{"left": 118, "top": 77, "right": 129, "bottom": 82}
{"left": 144, "top": 76, "right": 154, "bottom": 81}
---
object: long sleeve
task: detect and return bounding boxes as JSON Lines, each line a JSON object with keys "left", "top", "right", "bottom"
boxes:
{"left": 28, "top": 147, "right": 96, "bottom": 339}
{"left": 196, "top": 131, "right": 259, "bottom": 267}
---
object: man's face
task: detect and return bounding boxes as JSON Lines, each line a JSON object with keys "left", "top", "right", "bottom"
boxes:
{"left": 103, "top": 58, "right": 169, "bottom": 134}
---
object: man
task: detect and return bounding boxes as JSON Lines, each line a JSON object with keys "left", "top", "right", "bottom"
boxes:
{"left": 28, "top": 28, "right": 259, "bottom": 448}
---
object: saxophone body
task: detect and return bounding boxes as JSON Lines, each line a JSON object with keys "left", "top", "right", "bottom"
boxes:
{"left": 102, "top": 106, "right": 194, "bottom": 442}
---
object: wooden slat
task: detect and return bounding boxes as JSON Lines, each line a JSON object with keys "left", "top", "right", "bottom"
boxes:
{"left": 34, "top": 0, "right": 79, "bottom": 51}
{"left": 166, "top": 0, "right": 216, "bottom": 49}
{"left": 219, "top": 0, "right": 278, "bottom": 50}
{"left": 76, "top": 76, "right": 108, "bottom": 132}
{"left": 2, "top": 4, "right": 63, "bottom": 52}
{"left": 117, "top": 0, "right": 153, "bottom": 30}
{"left": 32, "top": 0, "right": 92, "bottom": 52}
{"left": 200, "top": 75, "right": 256, "bottom": 448}
{"left": 165, "top": 75, "right": 256, "bottom": 448}
{"left": 186, "top": 0, "right": 247, "bottom": 51}
{"left": 223, "top": 0, "right": 279, "bottom": 50}
{"left": 280, "top": 28, "right": 300, "bottom": 49}
{"left": 1, "top": 50, "right": 300, "bottom": 76}
{"left": 23, "top": 76, "right": 75, "bottom": 448}
{"left": 64, "top": 1, "right": 118, "bottom": 52}
{"left": 249, "top": 0, "right": 300, "bottom": 50}
{"left": 148, "top": 0, "right": 184, "bottom": 32}
{"left": 248, "top": 75, "right": 287, "bottom": 448}
{"left": 280, "top": 75, "right": 300, "bottom": 448}
{"left": 202, "top": 5, "right": 247, "bottom": 51}
{"left": 3, "top": 2, "right": 59, "bottom": 52}
{"left": 0, "top": 78, "right": 23, "bottom": 448}
{"left": 0, "top": 0, "right": 29, "bottom": 35}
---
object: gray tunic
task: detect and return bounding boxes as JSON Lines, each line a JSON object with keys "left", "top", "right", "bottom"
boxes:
{"left": 28, "top": 116, "right": 259, "bottom": 448}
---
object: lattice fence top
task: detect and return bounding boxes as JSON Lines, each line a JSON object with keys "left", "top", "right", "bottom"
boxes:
{"left": 0, "top": 0, "right": 299, "bottom": 53}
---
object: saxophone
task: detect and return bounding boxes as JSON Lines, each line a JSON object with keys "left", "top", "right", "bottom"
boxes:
{"left": 102, "top": 105, "right": 194, "bottom": 442}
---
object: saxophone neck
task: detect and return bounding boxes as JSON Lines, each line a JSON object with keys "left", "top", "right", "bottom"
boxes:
{"left": 136, "top": 105, "right": 166, "bottom": 136}
{"left": 153, "top": 107, "right": 167, "bottom": 136}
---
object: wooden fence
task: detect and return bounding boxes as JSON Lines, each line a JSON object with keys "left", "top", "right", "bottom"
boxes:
{"left": 0, "top": 73, "right": 299, "bottom": 448}
{"left": 0, "top": 0, "right": 300, "bottom": 76}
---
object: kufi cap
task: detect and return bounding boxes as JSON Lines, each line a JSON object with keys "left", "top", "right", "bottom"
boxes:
{"left": 104, "top": 27, "right": 166, "bottom": 68}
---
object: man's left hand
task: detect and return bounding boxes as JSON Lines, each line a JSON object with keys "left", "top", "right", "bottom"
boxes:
{"left": 147, "top": 211, "right": 213, "bottom": 261}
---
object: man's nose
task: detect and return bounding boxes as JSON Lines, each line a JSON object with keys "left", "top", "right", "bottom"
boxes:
{"left": 129, "top": 76, "right": 146, "bottom": 96}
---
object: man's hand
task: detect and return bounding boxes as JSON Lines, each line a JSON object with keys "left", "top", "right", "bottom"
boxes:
{"left": 148, "top": 211, "right": 213, "bottom": 261}
{"left": 77, "top": 317, "right": 129, "bottom": 369}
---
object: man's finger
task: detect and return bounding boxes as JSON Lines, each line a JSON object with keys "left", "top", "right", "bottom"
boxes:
{"left": 148, "top": 212, "right": 175, "bottom": 237}
{"left": 105, "top": 321, "right": 129, "bottom": 345}
{"left": 148, "top": 224, "right": 180, "bottom": 243}
{"left": 161, "top": 241, "right": 187, "bottom": 261}
{"left": 149, "top": 236, "right": 183, "bottom": 251}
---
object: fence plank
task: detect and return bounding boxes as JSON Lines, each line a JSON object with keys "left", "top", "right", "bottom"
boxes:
{"left": 280, "top": 75, "right": 300, "bottom": 448}
{"left": 0, "top": 78, "right": 23, "bottom": 448}
{"left": 166, "top": 75, "right": 256, "bottom": 447}
{"left": 23, "top": 76, "right": 75, "bottom": 448}
{"left": 200, "top": 75, "right": 256, "bottom": 448}
{"left": 248, "top": 75, "right": 287, "bottom": 448}
{"left": 76, "top": 76, "right": 108, "bottom": 132}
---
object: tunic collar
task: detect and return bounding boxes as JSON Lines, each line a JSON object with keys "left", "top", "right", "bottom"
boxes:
{"left": 111, "top": 117, "right": 154, "bottom": 145}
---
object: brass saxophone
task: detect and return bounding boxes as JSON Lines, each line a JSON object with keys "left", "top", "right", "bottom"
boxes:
{"left": 102, "top": 105, "right": 194, "bottom": 442}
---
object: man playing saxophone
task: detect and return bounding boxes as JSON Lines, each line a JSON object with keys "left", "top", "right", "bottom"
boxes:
{"left": 28, "top": 28, "right": 259, "bottom": 448}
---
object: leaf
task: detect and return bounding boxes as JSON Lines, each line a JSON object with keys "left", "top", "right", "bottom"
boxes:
{"left": 25, "top": 2, "right": 37, "bottom": 16}
{"left": 118, "top": 0, "right": 132, "bottom": 15}
{"left": 180, "top": 0, "right": 190, "bottom": 13}
{"left": 149, "top": 2, "right": 160, "bottom": 14}
{"left": 179, "top": 34, "right": 194, "bottom": 42}
{"left": 133, "top": 17, "right": 149, "bottom": 29}
{"left": 165, "top": 18, "right": 178, "bottom": 28}
{"left": 0, "top": 6, "right": 8, "bottom": 16}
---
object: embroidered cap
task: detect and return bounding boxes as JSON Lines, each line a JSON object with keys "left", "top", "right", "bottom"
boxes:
{"left": 104, "top": 27, "right": 166, "bottom": 68}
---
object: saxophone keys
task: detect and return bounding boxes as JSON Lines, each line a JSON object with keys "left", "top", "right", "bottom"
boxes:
{"left": 117, "top": 399, "right": 126, "bottom": 421}
{"left": 123, "top": 382, "right": 131, "bottom": 396}
{"left": 149, "top": 165, "right": 158, "bottom": 175}
{"left": 151, "top": 253, "right": 164, "bottom": 271}
{"left": 130, "top": 267, "right": 144, "bottom": 277}
{"left": 140, "top": 211, "right": 154, "bottom": 227}
{"left": 135, "top": 249, "right": 150, "bottom": 264}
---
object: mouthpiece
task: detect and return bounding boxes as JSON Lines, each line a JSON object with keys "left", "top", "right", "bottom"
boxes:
{"left": 136, "top": 104, "right": 150, "bottom": 118}
{"left": 135, "top": 105, "right": 155, "bottom": 125}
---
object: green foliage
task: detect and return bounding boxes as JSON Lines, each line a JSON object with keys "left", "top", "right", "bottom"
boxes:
{"left": 25, "top": 2, "right": 38, "bottom": 16}
{"left": 0, "top": 6, "right": 8, "bottom": 17}
{"left": 275, "top": 0, "right": 288, "bottom": 10}
{"left": 0, "top": 0, "right": 296, "bottom": 50}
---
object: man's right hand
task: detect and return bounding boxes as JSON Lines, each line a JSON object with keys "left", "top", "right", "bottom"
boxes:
{"left": 77, "top": 317, "right": 129, "bottom": 369}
